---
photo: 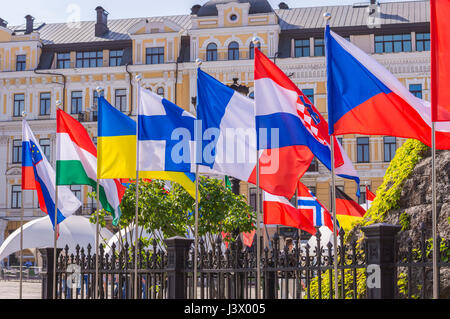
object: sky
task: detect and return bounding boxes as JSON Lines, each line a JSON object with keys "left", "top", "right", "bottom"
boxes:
{"left": 2, "top": 0, "right": 422, "bottom": 27}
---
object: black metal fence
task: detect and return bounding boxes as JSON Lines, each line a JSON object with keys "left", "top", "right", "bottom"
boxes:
{"left": 42, "top": 223, "right": 449, "bottom": 299}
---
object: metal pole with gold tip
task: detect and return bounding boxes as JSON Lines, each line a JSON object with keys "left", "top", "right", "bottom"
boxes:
{"left": 134, "top": 74, "right": 142, "bottom": 299}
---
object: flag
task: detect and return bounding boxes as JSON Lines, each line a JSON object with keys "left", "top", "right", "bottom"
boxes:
{"left": 56, "top": 109, "right": 125, "bottom": 226}
{"left": 254, "top": 47, "right": 360, "bottom": 198}
{"left": 335, "top": 187, "right": 366, "bottom": 231}
{"left": 242, "top": 230, "right": 256, "bottom": 248}
{"left": 297, "top": 182, "right": 336, "bottom": 233}
{"left": 97, "top": 96, "right": 197, "bottom": 198}
{"left": 366, "top": 186, "right": 376, "bottom": 210}
{"left": 431, "top": 0, "right": 450, "bottom": 122}
{"left": 22, "top": 119, "right": 81, "bottom": 228}
{"left": 325, "top": 25, "right": 450, "bottom": 149}
{"left": 263, "top": 191, "right": 316, "bottom": 235}
{"left": 138, "top": 86, "right": 196, "bottom": 173}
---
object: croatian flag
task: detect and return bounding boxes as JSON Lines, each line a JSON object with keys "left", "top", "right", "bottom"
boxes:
{"left": 325, "top": 26, "right": 450, "bottom": 149}
{"left": 297, "top": 182, "right": 336, "bottom": 233}
{"left": 254, "top": 47, "right": 360, "bottom": 197}
{"left": 22, "top": 119, "right": 81, "bottom": 228}
{"left": 263, "top": 191, "right": 317, "bottom": 235}
{"left": 138, "top": 86, "right": 197, "bottom": 173}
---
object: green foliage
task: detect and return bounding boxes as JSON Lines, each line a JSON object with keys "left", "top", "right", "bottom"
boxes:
{"left": 305, "top": 268, "right": 367, "bottom": 299}
{"left": 412, "top": 238, "right": 450, "bottom": 263}
{"left": 397, "top": 272, "right": 420, "bottom": 299}
{"left": 399, "top": 211, "right": 410, "bottom": 231}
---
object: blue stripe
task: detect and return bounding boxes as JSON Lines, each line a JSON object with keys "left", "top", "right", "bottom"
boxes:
{"left": 325, "top": 25, "right": 392, "bottom": 135}
{"left": 298, "top": 198, "right": 323, "bottom": 226}
{"left": 256, "top": 112, "right": 332, "bottom": 170}
{"left": 196, "top": 69, "right": 235, "bottom": 168}
{"left": 98, "top": 97, "right": 136, "bottom": 137}
{"left": 337, "top": 174, "right": 361, "bottom": 197}
{"left": 22, "top": 141, "right": 33, "bottom": 167}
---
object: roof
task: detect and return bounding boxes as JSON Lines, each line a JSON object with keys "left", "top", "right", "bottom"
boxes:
{"left": 276, "top": 0, "right": 429, "bottom": 31}
{"left": 7, "top": 1, "right": 429, "bottom": 45}
{"left": 196, "top": 0, "right": 274, "bottom": 17}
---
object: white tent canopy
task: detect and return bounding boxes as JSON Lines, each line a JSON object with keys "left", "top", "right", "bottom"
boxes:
{"left": 0, "top": 216, "right": 113, "bottom": 261}
{"left": 104, "top": 225, "right": 165, "bottom": 255}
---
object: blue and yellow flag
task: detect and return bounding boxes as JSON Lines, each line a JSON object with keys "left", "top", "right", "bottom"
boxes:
{"left": 97, "top": 97, "right": 197, "bottom": 198}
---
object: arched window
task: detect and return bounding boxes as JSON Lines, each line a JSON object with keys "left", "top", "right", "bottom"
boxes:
{"left": 206, "top": 43, "right": 218, "bottom": 61}
{"left": 249, "top": 42, "right": 261, "bottom": 59}
{"left": 228, "top": 41, "right": 239, "bottom": 60}
{"left": 157, "top": 87, "right": 164, "bottom": 98}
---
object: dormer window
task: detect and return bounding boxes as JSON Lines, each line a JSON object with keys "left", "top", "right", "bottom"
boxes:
{"left": 146, "top": 47, "right": 164, "bottom": 64}
{"left": 76, "top": 51, "right": 103, "bottom": 68}
{"left": 56, "top": 53, "right": 71, "bottom": 69}
{"left": 110, "top": 49, "right": 123, "bottom": 66}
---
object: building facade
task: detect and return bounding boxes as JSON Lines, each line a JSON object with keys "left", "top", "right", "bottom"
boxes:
{"left": 0, "top": 0, "right": 431, "bottom": 260}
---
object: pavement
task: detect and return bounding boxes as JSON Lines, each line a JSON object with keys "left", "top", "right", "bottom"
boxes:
{"left": 0, "top": 280, "right": 42, "bottom": 299}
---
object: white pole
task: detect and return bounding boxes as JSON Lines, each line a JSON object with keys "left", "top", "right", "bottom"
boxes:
{"left": 134, "top": 75, "right": 142, "bottom": 299}
{"left": 432, "top": 122, "right": 438, "bottom": 299}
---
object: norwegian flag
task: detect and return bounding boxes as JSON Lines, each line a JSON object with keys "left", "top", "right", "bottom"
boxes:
{"left": 297, "top": 182, "right": 338, "bottom": 234}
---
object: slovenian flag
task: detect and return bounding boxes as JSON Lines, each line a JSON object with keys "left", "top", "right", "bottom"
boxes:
{"left": 325, "top": 25, "right": 450, "bottom": 149}
{"left": 254, "top": 47, "right": 360, "bottom": 198}
{"left": 56, "top": 109, "right": 125, "bottom": 226}
{"left": 22, "top": 119, "right": 81, "bottom": 228}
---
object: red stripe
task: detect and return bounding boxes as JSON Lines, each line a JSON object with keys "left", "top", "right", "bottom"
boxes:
{"left": 248, "top": 145, "right": 314, "bottom": 199}
{"left": 263, "top": 200, "right": 316, "bottom": 235}
{"left": 35, "top": 183, "right": 48, "bottom": 215}
{"left": 334, "top": 92, "right": 450, "bottom": 150}
{"left": 366, "top": 187, "right": 376, "bottom": 201}
{"left": 22, "top": 166, "right": 37, "bottom": 190}
{"left": 57, "top": 109, "right": 97, "bottom": 157}
{"left": 336, "top": 197, "right": 366, "bottom": 218}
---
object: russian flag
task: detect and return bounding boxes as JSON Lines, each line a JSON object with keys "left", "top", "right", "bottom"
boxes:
{"left": 325, "top": 26, "right": 450, "bottom": 149}
{"left": 263, "top": 191, "right": 317, "bottom": 235}
{"left": 22, "top": 119, "right": 81, "bottom": 228}
{"left": 254, "top": 47, "right": 360, "bottom": 198}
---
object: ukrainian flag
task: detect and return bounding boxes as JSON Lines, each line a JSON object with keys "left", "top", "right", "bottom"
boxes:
{"left": 97, "top": 97, "right": 197, "bottom": 198}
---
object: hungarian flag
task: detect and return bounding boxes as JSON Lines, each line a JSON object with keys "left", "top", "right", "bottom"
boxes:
{"left": 366, "top": 186, "right": 376, "bottom": 210}
{"left": 431, "top": 0, "right": 450, "bottom": 122}
{"left": 335, "top": 187, "right": 367, "bottom": 231}
{"left": 56, "top": 109, "right": 125, "bottom": 226}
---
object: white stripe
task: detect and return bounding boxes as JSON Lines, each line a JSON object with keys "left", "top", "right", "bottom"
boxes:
{"left": 138, "top": 87, "right": 166, "bottom": 116}
{"left": 255, "top": 77, "right": 299, "bottom": 117}
{"left": 263, "top": 191, "right": 295, "bottom": 208}
{"left": 331, "top": 30, "right": 450, "bottom": 133}
{"left": 138, "top": 140, "right": 166, "bottom": 171}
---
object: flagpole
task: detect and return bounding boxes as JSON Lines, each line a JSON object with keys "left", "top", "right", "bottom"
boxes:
{"left": 252, "top": 37, "right": 262, "bottom": 300}
{"left": 432, "top": 122, "right": 438, "bottom": 299}
{"left": 365, "top": 181, "right": 369, "bottom": 212}
{"left": 324, "top": 12, "right": 339, "bottom": 299}
{"left": 134, "top": 75, "right": 142, "bottom": 299}
{"left": 20, "top": 112, "right": 27, "bottom": 299}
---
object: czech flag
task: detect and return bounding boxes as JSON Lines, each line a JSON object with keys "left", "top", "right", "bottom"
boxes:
{"left": 263, "top": 191, "right": 317, "bottom": 235}
{"left": 325, "top": 25, "right": 450, "bottom": 149}
{"left": 22, "top": 119, "right": 81, "bottom": 228}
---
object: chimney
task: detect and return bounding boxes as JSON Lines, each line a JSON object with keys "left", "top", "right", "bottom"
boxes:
{"left": 0, "top": 18, "right": 7, "bottom": 28}
{"left": 95, "top": 6, "right": 109, "bottom": 37}
{"left": 370, "top": 0, "right": 378, "bottom": 4}
{"left": 278, "top": 2, "right": 289, "bottom": 9}
{"left": 25, "top": 15, "right": 34, "bottom": 34}
{"left": 191, "top": 5, "right": 201, "bottom": 15}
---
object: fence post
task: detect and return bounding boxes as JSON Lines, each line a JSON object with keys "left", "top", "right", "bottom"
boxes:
{"left": 165, "top": 236, "right": 194, "bottom": 299}
{"left": 361, "top": 223, "right": 401, "bottom": 299}
{"left": 39, "top": 247, "right": 62, "bottom": 299}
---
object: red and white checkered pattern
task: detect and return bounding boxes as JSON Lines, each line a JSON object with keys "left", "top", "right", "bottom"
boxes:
{"left": 296, "top": 98, "right": 328, "bottom": 146}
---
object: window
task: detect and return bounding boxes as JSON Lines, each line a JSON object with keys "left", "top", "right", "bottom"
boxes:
{"left": 307, "top": 157, "right": 318, "bottom": 172}
{"left": 56, "top": 53, "right": 71, "bottom": 69}
{"left": 156, "top": 87, "right": 164, "bottom": 98}
{"left": 249, "top": 188, "right": 262, "bottom": 213}
{"left": 384, "top": 136, "right": 397, "bottom": 162}
{"left": 409, "top": 84, "right": 422, "bottom": 99}
{"left": 11, "top": 185, "right": 21, "bottom": 209}
{"left": 302, "top": 89, "right": 314, "bottom": 105}
{"left": 39, "top": 92, "right": 51, "bottom": 116}
{"left": 228, "top": 41, "right": 239, "bottom": 60}
{"left": 314, "top": 38, "right": 324, "bottom": 56}
{"left": 13, "top": 94, "right": 25, "bottom": 117}
{"left": 70, "top": 185, "right": 82, "bottom": 201}
{"left": 115, "top": 89, "right": 127, "bottom": 112}
{"left": 146, "top": 47, "right": 164, "bottom": 64}
{"left": 357, "top": 137, "right": 370, "bottom": 163}
{"left": 76, "top": 51, "right": 103, "bottom": 68}
{"left": 92, "top": 137, "right": 97, "bottom": 147}
{"left": 109, "top": 49, "right": 123, "bottom": 66}
{"left": 416, "top": 33, "right": 430, "bottom": 52}
{"left": 206, "top": 43, "right": 218, "bottom": 61}
{"left": 358, "top": 186, "right": 367, "bottom": 205}
{"left": 309, "top": 186, "right": 316, "bottom": 197}
{"left": 12, "top": 139, "right": 22, "bottom": 164}
{"left": 294, "top": 39, "right": 310, "bottom": 57}
{"left": 337, "top": 137, "right": 344, "bottom": 146}
{"left": 375, "top": 34, "right": 412, "bottom": 53}
{"left": 39, "top": 139, "right": 51, "bottom": 161}
{"left": 249, "top": 42, "right": 261, "bottom": 59}
{"left": 16, "top": 55, "right": 26, "bottom": 71}
{"left": 71, "top": 91, "right": 82, "bottom": 114}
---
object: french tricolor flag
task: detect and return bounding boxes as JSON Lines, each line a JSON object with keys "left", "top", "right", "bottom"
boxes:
{"left": 325, "top": 26, "right": 450, "bottom": 149}
{"left": 254, "top": 47, "right": 360, "bottom": 198}
{"left": 22, "top": 119, "right": 81, "bottom": 228}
